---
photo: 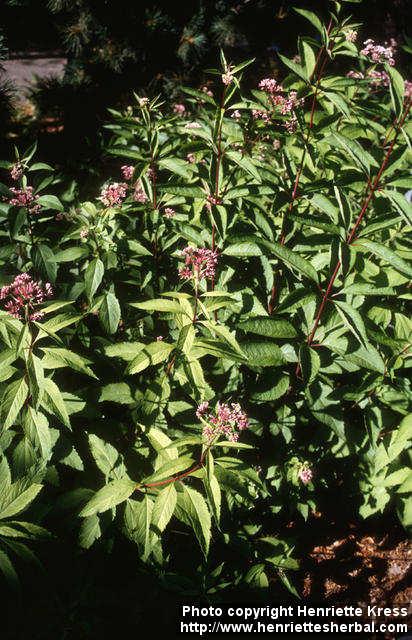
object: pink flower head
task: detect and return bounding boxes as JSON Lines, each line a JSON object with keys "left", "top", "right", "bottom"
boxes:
{"left": 360, "top": 39, "right": 395, "bottom": 66}
{"left": 206, "top": 194, "right": 222, "bottom": 207}
{"left": 80, "top": 228, "right": 89, "bottom": 238}
{"left": 121, "top": 165, "right": 134, "bottom": 181}
{"left": 298, "top": 465, "right": 313, "bottom": 485}
{"left": 99, "top": 182, "right": 127, "bottom": 207}
{"left": 186, "top": 153, "right": 196, "bottom": 164}
{"left": 0, "top": 273, "right": 53, "bottom": 321}
{"left": 164, "top": 207, "right": 175, "bottom": 219}
{"left": 367, "top": 69, "right": 390, "bottom": 88}
{"left": 201, "top": 85, "right": 213, "bottom": 97}
{"left": 405, "top": 80, "right": 412, "bottom": 100}
{"left": 197, "top": 401, "right": 248, "bottom": 443}
{"left": 173, "top": 103, "right": 186, "bottom": 115}
{"left": 138, "top": 97, "right": 150, "bottom": 108}
{"left": 252, "top": 109, "right": 271, "bottom": 123}
{"left": 231, "top": 109, "right": 241, "bottom": 121}
{"left": 196, "top": 401, "right": 209, "bottom": 419}
{"left": 259, "top": 78, "right": 283, "bottom": 94}
{"left": 222, "top": 71, "right": 234, "bottom": 86}
{"left": 346, "top": 70, "right": 364, "bottom": 80}
{"left": 185, "top": 121, "right": 201, "bottom": 130}
{"left": 156, "top": 335, "right": 164, "bottom": 341}
{"left": 133, "top": 182, "right": 148, "bottom": 204}
{"left": 10, "top": 163, "right": 23, "bottom": 181}
{"left": 345, "top": 29, "right": 357, "bottom": 43}
{"left": 273, "top": 139, "right": 281, "bottom": 150}
{"left": 8, "top": 186, "right": 40, "bottom": 214}
{"left": 178, "top": 245, "right": 218, "bottom": 281}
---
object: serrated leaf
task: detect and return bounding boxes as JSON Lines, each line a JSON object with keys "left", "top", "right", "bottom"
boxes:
{"left": 1, "top": 377, "right": 29, "bottom": 430}
{"left": 151, "top": 484, "right": 177, "bottom": 533}
{"left": 176, "top": 485, "right": 211, "bottom": 557}
{"left": 80, "top": 478, "right": 136, "bottom": 517}
{"left": 84, "top": 258, "right": 104, "bottom": 302}
{"left": 239, "top": 317, "right": 297, "bottom": 339}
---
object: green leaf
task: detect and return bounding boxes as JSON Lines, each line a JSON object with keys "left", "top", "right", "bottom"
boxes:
{"left": 355, "top": 239, "right": 412, "bottom": 278}
{"left": 1, "top": 378, "right": 29, "bottom": 430}
{"left": 84, "top": 258, "right": 104, "bottom": 301}
{"left": 88, "top": 434, "right": 120, "bottom": 478}
{"left": 32, "top": 244, "right": 57, "bottom": 283}
{"left": 40, "top": 347, "right": 96, "bottom": 378}
{"left": 299, "top": 344, "right": 320, "bottom": 385}
{"left": 176, "top": 485, "right": 211, "bottom": 558}
{"left": 42, "top": 377, "right": 70, "bottom": 428}
{"left": 329, "top": 132, "right": 378, "bottom": 174}
{"left": 223, "top": 242, "right": 263, "bottom": 257}
{"left": 124, "top": 496, "right": 153, "bottom": 560}
{"left": 0, "top": 549, "right": 19, "bottom": 588}
{"left": 278, "top": 53, "right": 308, "bottom": 83}
{"left": 386, "top": 65, "right": 405, "bottom": 116}
{"left": 99, "top": 292, "right": 121, "bottom": 334}
{"left": 302, "top": 41, "right": 316, "bottom": 79}
{"left": 53, "top": 247, "right": 89, "bottom": 263}
{"left": 80, "top": 478, "right": 136, "bottom": 517}
{"left": 99, "top": 382, "right": 134, "bottom": 404}
{"left": 36, "top": 194, "right": 64, "bottom": 211}
{"left": 0, "top": 483, "right": 43, "bottom": 520}
{"left": 27, "top": 353, "right": 44, "bottom": 409}
{"left": 259, "top": 239, "right": 319, "bottom": 283}
{"left": 151, "top": 484, "right": 177, "bottom": 533}
{"left": 335, "top": 299, "right": 370, "bottom": 347}
{"left": 79, "top": 514, "right": 101, "bottom": 549}
{"left": 240, "top": 342, "right": 284, "bottom": 367}
{"left": 126, "top": 342, "right": 174, "bottom": 375}
{"left": 294, "top": 8, "right": 323, "bottom": 34}
{"left": 130, "top": 299, "right": 187, "bottom": 314}
{"left": 239, "top": 317, "right": 297, "bottom": 339}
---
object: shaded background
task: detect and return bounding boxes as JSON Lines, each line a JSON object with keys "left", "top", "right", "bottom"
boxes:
{"left": 0, "top": 0, "right": 411, "bottom": 183}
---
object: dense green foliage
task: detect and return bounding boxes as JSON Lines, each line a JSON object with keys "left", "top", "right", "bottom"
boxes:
{"left": 0, "top": 3, "right": 411, "bottom": 597}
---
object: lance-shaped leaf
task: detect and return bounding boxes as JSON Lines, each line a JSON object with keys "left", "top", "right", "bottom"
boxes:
{"left": 126, "top": 341, "right": 174, "bottom": 375}
{"left": 175, "top": 485, "right": 211, "bottom": 558}
{"left": 258, "top": 238, "right": 319, "bottom": 283}
{"left": 335, "top": 299, "right": 370, "bottom": 347}
{"left": 84, "top": 258, "right": 104, "bottom": 301}
{"left": 151, "top": 484, "right": 177, "bottom": 533}
{"left": 1, "top": 377, "right": 29, "bottom": 430}
{"left": 80, "top": 478, "right": 136, "bottom": 517}
{"left": 354, "top": 238, "right": 412, "bottom": 278}
{"left": 299, "top": 344, "right": 320, "bottom": 386}
{"left": 99, "top": 292, "right": 121, "bottom": 334}
{"left": 124, "top": 496, "right": 154, "bottom": 560}
{"left": 41, "top": 377, "right": 70, "bottom": 428}
{"left": 239, "top": 317, "right": 297, "bottom": 339}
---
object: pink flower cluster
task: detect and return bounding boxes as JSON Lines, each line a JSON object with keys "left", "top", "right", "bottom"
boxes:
{"left": 121, "top": 165, "right": 134, "bottom": 181}
{"left": 8, "top": 186, "right": 41, "bottom": 214}
{"left": 196, "top": 401, "right": 249, "bottom": 443}
{"left": 258, "top": 78, "right": 304, "bottom": 132}
{"left": 405, "top": 80, "right": 412, "bottom": 100}
{"left": 368, "top": 69, "right": 390, "bottom": 88}
{"left": 346, "top": 70, "right": 364, "bottom": 80}
{"left": 178, "top": 245, "right": 218, "bottom": 281}
{"left": 231, "top": 109, "right": 241, "bottom": 121}
{"left": 173, "top": 103, "right": 186, "bottom": 115}
{"left": 345, "top": 29, "right": 357, "bottom": 43}
{"left": 133, "top": 181, "right": 148, "bottom": 204}
{"left": 185, "top": 121, "right": 201, "bottom": 130}
{"left": 99, "top": 182, "right": 127, "bottom": 207}
{"left": 10, "top": 163, "right": 23, "bottom": 181}
{"left": 360, "top": 39, "right": 395, "bottom": 66}
{"left": 201, "top": 85, "right": 213, "bottom": 97}
{"left": 298, "top": 465, "right": 313, "bottom": 485}
{"left": 222, "top": 71, "right": 234, "bottom": 86}
{"left": 164, "top": 207, "right": 175, "bottom": 219}
{"left": 0, "top": 273, "right": 53, "bottom": 321}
